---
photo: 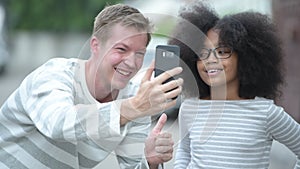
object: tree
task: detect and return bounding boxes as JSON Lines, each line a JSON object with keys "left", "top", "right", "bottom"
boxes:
{"left": 7, "top": 0, "right": 122, "bottom": 33}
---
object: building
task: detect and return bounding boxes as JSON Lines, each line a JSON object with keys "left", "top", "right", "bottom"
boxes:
{"left": 273, "top": 0, "right": 300, "bottom": 122}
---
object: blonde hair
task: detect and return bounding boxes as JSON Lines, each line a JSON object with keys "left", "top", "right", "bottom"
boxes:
{"left": 93, "top": 4, "right": 152, "bottom": 45}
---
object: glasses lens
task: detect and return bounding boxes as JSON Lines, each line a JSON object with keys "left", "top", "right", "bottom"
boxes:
{"left": 199, "top": 48, "right": 210, "bottom": 60}
{"left": 215, "top": 47, "right": 232, "bottom": 59}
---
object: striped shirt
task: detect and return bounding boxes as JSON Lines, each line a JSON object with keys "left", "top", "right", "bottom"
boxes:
{"left": 174, "top": 97, "right": 300, "bottom": 169}
{"left": 0, "top": 58, "right": 151, "bottom": 169}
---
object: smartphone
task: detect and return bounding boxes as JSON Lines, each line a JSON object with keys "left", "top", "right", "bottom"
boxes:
{"left": 154, "top": 45, "right": 180, "bottom": 84}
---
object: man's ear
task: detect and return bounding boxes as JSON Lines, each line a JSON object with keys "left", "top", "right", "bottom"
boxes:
{"left": 90, "top": 36, "right": 100, "bottom": 54}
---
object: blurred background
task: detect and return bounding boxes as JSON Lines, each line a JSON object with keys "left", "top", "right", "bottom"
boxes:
{"left": 0, "top": 0, "right": 299, "bottom": 168}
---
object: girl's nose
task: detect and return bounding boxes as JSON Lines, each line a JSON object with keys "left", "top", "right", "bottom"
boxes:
{"left": 206, "top": 50, "right": 218, "bottom": 63}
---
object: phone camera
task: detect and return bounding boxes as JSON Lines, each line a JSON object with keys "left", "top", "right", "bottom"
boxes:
{"left": 162, "top": 51, "right": 174, "bottom": 58}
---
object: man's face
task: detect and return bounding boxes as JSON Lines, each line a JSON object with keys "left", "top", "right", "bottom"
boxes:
{"left": 92, "top": 23, "right": 148, "bottom": 93}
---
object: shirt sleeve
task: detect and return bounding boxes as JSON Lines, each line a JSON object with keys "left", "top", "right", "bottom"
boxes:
{"left": 22, "top": 61, "right": 123, "bottom": 143}
{"left": 115, "top": 116, "right": 151, "bottom": 169}
{"left": 266, "top": 104, "right": 300, "bottom": 169}
{"left": 174, "top": 105, "right": 192, "bottom": 168}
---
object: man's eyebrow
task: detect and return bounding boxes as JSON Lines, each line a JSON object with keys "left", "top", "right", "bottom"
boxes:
{"left": 113, "top": 42, "right": 127, "bottom": 47}
{"left": 114, "top": 42, "right": 147, "bottom": 52}
{"left": 138, "top": 48, "right": 147, "bottom": 52}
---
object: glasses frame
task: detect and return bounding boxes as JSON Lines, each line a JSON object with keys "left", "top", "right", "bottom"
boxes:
{"left": 197, "top": 46, "right": 233, "bottom": 61}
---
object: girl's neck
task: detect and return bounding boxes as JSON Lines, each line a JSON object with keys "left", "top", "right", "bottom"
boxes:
{"left": 209, "top": 85, "right": 242, "bottom": 100}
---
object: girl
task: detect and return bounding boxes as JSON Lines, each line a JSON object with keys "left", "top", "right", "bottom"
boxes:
{"left": 169, "top": 2, "right": 300, "bottom": 169}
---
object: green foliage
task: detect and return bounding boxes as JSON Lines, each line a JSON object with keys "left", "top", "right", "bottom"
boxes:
{"left": 7, "top": 0, "right": 122, "bottom": 32}
{"left": 154, "top": 18, "right": 177, "bottom": 38}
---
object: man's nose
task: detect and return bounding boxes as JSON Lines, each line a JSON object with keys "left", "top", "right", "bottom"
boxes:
{"left": 123, "top": 52, "right": 136, "bottom": 67}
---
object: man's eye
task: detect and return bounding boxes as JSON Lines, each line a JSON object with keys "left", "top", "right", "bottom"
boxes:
{"left": 116, "top": 47, "right": 126, "bottom": 52}
{"left": 135, "top": 52, "right": 145, "bottom": 58}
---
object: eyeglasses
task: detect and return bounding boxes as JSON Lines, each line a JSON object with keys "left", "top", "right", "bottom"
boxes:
{"left": 197, "top": 46, "right": 233, "bottom": 61}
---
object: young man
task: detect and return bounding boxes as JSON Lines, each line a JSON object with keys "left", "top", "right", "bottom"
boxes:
{"left": 0, "top": 4, "right": 183, "bottom": 169}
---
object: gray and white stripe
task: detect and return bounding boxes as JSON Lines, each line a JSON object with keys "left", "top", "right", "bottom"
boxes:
{"left": 0, "top": 58, "right": 151, "bottom": 169}
{"left": 175, "top": 97, "right": 300, "bottom": 169}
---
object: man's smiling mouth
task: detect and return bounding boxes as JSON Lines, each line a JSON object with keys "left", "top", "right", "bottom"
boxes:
{"left": 115, "top": 67, "right": 131, "bottom": 76}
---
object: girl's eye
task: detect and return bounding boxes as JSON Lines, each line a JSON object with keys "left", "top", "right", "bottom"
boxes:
{"left": 217, "top": 50, "right": 226, "bottom": 55}
{"left": 217, "top": 47, "right": 231, "bottom": 56}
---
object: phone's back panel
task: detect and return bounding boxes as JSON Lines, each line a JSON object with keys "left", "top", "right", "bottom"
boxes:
{"left": 154, "top": 45, "right": 180, "bottom": 83}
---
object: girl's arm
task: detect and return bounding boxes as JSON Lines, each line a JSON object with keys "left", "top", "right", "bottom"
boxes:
{"left": 266, "top": 104, "right": 300, "bottom": 169}
{"left": 174, "top": 107, "right": 192, "bottom": 168}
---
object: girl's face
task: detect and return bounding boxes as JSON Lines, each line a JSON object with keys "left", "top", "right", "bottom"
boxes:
{"left": 197, "top": 29, "right": 239, "bottom": 90}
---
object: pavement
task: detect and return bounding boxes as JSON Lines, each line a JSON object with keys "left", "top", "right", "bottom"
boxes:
{"left": 0, "top": 64, "right": 297, "bottom": 169}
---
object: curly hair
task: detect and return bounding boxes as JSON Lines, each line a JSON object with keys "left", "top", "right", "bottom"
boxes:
{"left": 169, "top": 2, "right": 285, "bottom": 100}
{"left": 168, "top": 2, "right": 219, "bottom": 98}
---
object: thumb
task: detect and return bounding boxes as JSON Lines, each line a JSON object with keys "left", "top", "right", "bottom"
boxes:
{"left": 152, "top": 113, "right": 167, "bottom": 133}
{"left": 141, "top": 60, "right": 154, "bottom": 83}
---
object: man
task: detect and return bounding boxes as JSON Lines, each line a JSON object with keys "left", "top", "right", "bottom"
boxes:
{"left": 0, "top": 4, "right": 183, "bottom": 169}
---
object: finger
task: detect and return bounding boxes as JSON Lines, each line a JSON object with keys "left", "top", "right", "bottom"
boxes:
{"left": 155, "top": 151, "right": 173, "bottom": 162}
{"left": 161, "top": 78, "right": 183, "bottom": 92}
{"left": 149, "top": 59, "right": 155, "bottom": 69}
{"left": 152, "top": 113, "right": 167, "bottom": 133}
{"left": 156, "top": 133, "right": 173, "bottom": 144}
{"left": 161, "top": 153, "right": 173, "bottom": 162}
{"left": 155, "top": 145, "right": 174, "bottom": 153}
{"left": 164, "top": 86, "right": 182, "bottom": 100}
{"left": 155, "top": 67, "right": 183, "bottom": 84}
{"left": 156, "top": 132, "right": 173, "bottom": 140}
{"left": 141, "top": 60, "right": 155, "bottom": 83}
{"left": 155, "top": 138, "right": 174, "bottom": 147}
{"left": 161, "top": 99, "right": 178, "bottom": 111}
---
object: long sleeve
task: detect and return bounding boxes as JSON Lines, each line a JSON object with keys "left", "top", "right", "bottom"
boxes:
{"left": 115, "top": 116, "right": 151, "bottom": 169}
{"left": 21, "top": 59, "right": 121, "bottom": 143}
{"left": 174, "top": 132, "right": 191, "bottom": 168}
{"left": 0, "top": 58, "right": 133, "bottom": 168}
{"left": 266, "top": 104, "right": 300, "bottom": 169}
{"left": 174, "top": 102, "right": 193, "bottom": 168}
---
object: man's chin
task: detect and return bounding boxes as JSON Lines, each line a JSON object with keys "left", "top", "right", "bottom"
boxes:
{"left": 112, "top": 81, "right": 129, "bottom": 90}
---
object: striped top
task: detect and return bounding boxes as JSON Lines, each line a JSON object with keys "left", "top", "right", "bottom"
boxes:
{"left": 0, "top": 58, "right": 151, "bottom": 169}
{"left": 174, "top": 97, "right": 300, "bottom": 169}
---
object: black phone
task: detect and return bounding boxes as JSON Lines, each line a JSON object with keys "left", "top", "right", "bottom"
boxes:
{"left": 154, "top": 45, "right": 180, "bottom": 84}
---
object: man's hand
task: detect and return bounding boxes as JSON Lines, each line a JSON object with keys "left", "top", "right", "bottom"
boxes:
{"left": 145, "top": 113, "right": 174, "bottom": 168}
{"left": 133, "top": 62, "right": 183, "bottom": 116}
{"left": 120, "top": 61, "right": 183, "bottom": 125}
